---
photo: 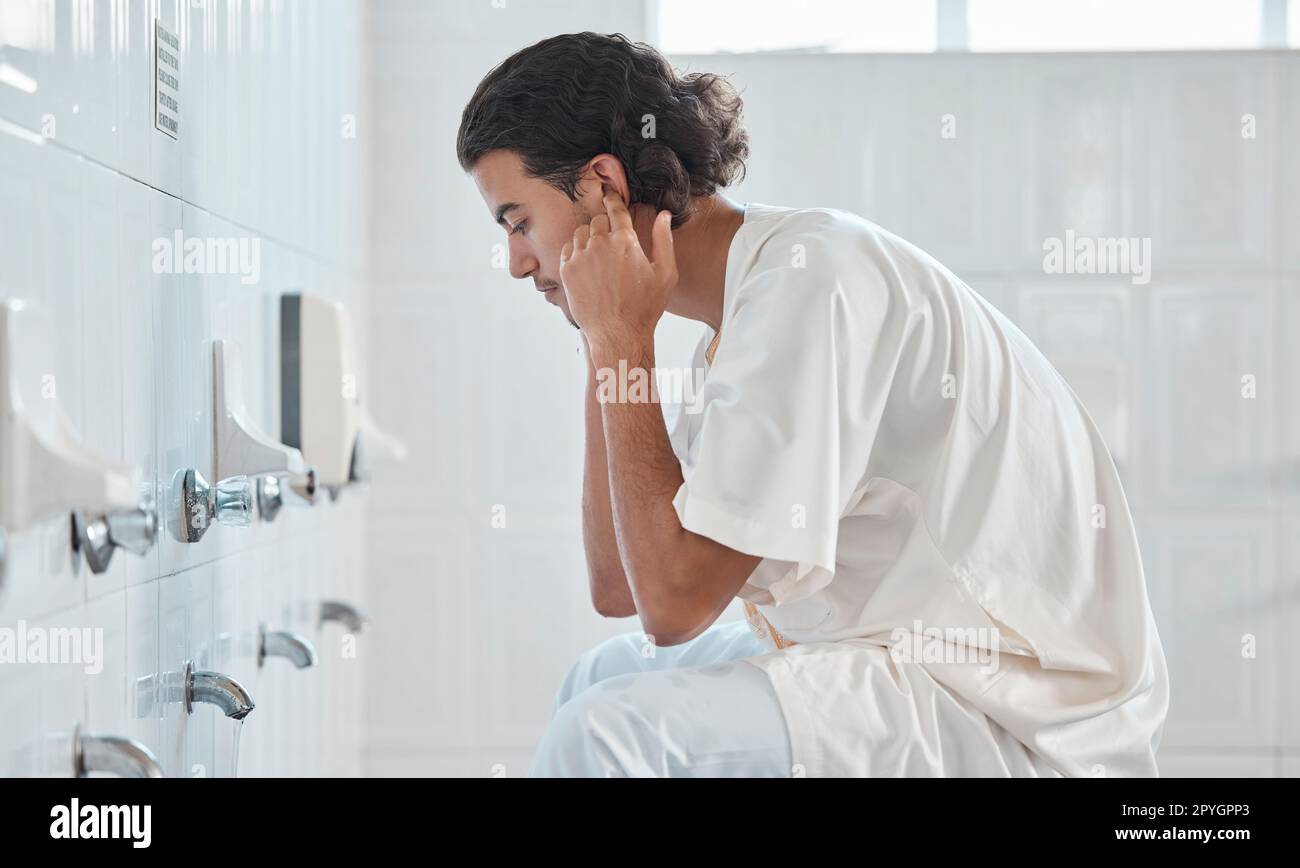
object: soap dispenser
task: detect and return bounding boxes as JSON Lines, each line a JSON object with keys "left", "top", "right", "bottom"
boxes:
{"left": 0, "top": 299, "right": 156, "bottom": 578}
{"left": 280, "top": 291, "right": 362, "bottom": 489}
{"left": 279, "top": 291, "right": 405, "bottom": 495}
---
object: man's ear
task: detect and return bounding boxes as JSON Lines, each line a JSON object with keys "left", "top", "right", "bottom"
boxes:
{"left": 580, "top": 154, "right": 631, "bottom": 210}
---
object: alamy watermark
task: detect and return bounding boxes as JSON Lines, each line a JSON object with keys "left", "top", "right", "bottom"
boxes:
{"left": 0, "top": 620, "right": 104, "bottom": 674}
{"left": 151, "top": 230, "right": 261, "bottom": 285}
{"left": 888, "top": 619, "right": 1000, "bottom": 676}
{"left": 595, "top": 361, "right": 708, "bottom": 414}
{"left": 1042, "top": 229, "right": 1151, "bottom": 285}
{"left": 50, "top": 798, "right": 150, "bottom": 848}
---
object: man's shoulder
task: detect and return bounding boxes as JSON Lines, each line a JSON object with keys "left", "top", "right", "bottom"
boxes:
{"left": 743, "top": 202, "right": 879, "bottom": 246}
{"left": 740, "top": 203, "right": 926, "bottom": 275}
{"left": 732, "top": 204, "right": 923, "bottom": 313}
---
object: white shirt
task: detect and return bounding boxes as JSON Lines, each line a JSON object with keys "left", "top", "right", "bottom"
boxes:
{"left": 665, "top": 202, "right": 1169, "bottom": 777}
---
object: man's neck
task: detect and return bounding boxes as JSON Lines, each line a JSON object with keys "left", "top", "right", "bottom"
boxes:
{"left": 631, "top": 194, "right": 746, "bottom": 333}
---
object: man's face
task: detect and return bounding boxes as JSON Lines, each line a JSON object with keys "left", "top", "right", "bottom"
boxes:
{"left": 470, "top": 149, "right": 593, "bottom": 329}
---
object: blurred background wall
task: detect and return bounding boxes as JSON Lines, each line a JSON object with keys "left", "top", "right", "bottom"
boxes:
{"left": 362, "top": 0, "right": 1300, "bottom": 778}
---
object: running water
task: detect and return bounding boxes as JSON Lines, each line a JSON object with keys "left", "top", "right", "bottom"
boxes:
{"left": 227, "top": 720, "right": 244, "bottom": 778}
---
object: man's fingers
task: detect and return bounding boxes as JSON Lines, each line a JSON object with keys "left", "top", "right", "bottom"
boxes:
{"left": 572, "top": 223, "right": 591, "bottom": 251}
{"left": 589, "top": 213, "right": 610, "bottom": 238}
{"left": 560, "top": 240, "right": 573, "bottom": 264}
{"left": 650, "top": 210, "right": 677, "bottom": 284}
{"left": 603, "top": 191, "right": 635, "bottom": 234}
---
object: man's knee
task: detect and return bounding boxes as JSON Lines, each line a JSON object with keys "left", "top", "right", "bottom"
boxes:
{"left": 550, "top": 630, "right": 651, "bottom": 715}
{"left": 531, "top": 678, "right": 651, "bottom": 777}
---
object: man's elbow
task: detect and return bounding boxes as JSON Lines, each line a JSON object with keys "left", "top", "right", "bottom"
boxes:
{"left": 638, "top": 596, "right": 712, "bottom": 647}
{"left": 589, "top": 579, "right": 638, "bottom": 619}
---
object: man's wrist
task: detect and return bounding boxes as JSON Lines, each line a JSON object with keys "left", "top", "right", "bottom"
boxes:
{"left": 584, "top": 327, "right": 656, "bottom": 367}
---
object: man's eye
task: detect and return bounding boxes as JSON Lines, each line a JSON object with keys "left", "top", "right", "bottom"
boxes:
{"left": 511, "top": 221, "right": 527, "bottom": 235}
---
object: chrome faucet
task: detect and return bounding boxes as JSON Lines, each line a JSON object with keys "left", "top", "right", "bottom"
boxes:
{"left": 72, "top": 505, "right": 158, "bottom": 574}
{"left": 319, "top": 600, "right": 368, "bottom": 633}
{"left": 190, "top": 664, "right": 257, "bottom": 718}
{"left": 258, "top": 623, "right": 318, "bottom": 669}
{"left": 176, "top": 469, "right": 252, "bottom": 543}
{"left": 255, "top": 467, "right": 318, "bottom": 522}
{"left": 72, "top": 724, "right": 163, "bottom": 778}
{"left": 137, "top": 660, "right": 255, "bottom": 720}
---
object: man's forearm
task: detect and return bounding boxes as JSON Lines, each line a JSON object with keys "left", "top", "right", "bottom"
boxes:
{"left": 556, "top": 197, "right": 758, "bottom": 643}
{"left": 581, "top": 342, "right": 637, "bottom": 617}
{"left": 588, "top": 333, "right": 723, "bottom": 643}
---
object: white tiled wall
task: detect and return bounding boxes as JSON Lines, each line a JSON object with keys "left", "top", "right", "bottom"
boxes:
{"left": 363, "top": 0, "right": 1298, "bottom": 778}
{"left": 0, "top": 0, "right": 369, "bottom": 777}
{"left": 362, "top": 0, "right": 654, "bottom": 778}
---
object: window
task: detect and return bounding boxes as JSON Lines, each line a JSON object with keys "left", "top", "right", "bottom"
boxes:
{"left": 652, "top": 0, "right": 1292, "bottom": 53}
{"left": 651, "top": 0, "right": 937, "bottom": 53}
{"left": 967, "top": 0, "right": 1263, "bottom": 51}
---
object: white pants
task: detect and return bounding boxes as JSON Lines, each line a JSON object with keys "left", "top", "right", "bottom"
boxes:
{"left": 528, "top": 619, "right": 794, "bottom": 777}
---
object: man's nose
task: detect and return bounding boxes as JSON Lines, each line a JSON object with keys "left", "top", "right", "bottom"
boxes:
{"left": 508, "top": 244, "right": 537, "bottom": 281}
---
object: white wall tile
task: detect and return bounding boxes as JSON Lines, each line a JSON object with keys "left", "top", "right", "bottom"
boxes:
{"left": 83, "top": 589, "right": 127, "bottom": 734}
{"left": 33, "top": 603, "right": 89, "bottom": 777}
{"left": 124, "top": 578, "right": 160, "bottom": 766}
{"left": 117, "top": 176, "right": 161, "bottom": 587}
{"left": 1145, "top": 282, "right": 1278, "bottom": 510}
{"left": 1, "top": 0, "right": 368, "bottom": 778}
{"left": 1145, "top": 514, "right": 1280, "bottom": 749}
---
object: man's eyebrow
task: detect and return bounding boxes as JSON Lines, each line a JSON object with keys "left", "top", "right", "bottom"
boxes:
{"left": 494, "top": 202, "right": 522, "bottom": 225}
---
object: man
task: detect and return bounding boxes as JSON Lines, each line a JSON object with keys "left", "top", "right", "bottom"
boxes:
{"left": 457, "top": 32, "right": 1169, "bottom": 777}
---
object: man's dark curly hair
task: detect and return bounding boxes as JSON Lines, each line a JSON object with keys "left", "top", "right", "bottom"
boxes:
{"left": 456, "top": 32, "right": 750, "bottom": 229}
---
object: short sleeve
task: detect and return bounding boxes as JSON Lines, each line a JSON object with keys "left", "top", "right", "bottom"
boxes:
{"left": 672, "top": 254, "right": 896, "bottom": 606}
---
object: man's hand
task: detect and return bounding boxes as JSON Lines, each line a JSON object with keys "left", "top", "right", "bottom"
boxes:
{"left": 559, "top": 193, "right": 677, "bottom": 343}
